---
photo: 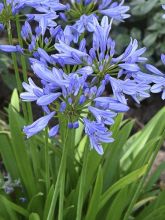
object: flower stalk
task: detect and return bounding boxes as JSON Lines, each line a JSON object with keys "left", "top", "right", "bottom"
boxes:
{"left": 76, "top": 142, "right": 89, "bottom": 220}
{"left": 6, "top": 19, "right": 28, "bottom": 121}
{"left": 47, "top": 119, "right": 69, "bottom": 220}
{"left": 44, "top": 127, "right": 50, "bottom": 194}
{"left": 15, "top": 15, "right": 33, "bottom": 123}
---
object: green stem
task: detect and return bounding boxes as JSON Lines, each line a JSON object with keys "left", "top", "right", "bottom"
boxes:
{"left": 15, "top": 16, "right": 28, "bottom": 82}
{"left": 6, "top": 20, "right": 28, "bottom": 120}
{"left": 45, "top": 127, "right": 50, "bottom": 193}
{"left": 58, "top": 129, "right": 76, "bottom": 220}
{"left": 15, "top": 16, "right": 33, "bottom": 123}
{"left": 76, "top": 144, "right": 89, "bottom": 220}
{"left": 28, "top": 138, "right": 39, "bottom": 180}
{"left": 123, "top": 129, "right": 165, "bottom": 220}
{"left": 58, "top": 166, "right": 66, "bottom": 220}
{"left": 47, "top": 126, "right": 69, "bottom": 220}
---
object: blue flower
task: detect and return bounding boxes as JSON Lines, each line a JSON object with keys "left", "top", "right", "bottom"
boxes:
{"left": 53, "top": 40, "right": 88, "bottom": 65}
{"left": 37, "top": 48, "right": 52, "bottom": 64}
{"left": 0, "top": 0, "right": 66, "bottom": 34}
{"left": 109, "top": 76, "right": 150, "bottom": 104}
{"left": 83, "top": 118, "right": 114, "bottom": 155}
{"left": 49, "top": 124, "right": 59, "bottom": 137}
{"left": 94, "top": 97, "right": 129, "bottom": 112}
{"left": 0, "top": 45, "right": 23, "bottom": 53}
{"left": 24, "top": 0, "right": 66, "bottom": 12}
{"left": 113, "top": 38, "right": 147, "bottom": 63}
{"left": 73, "top": 14, "right": 96, "bottom": 34}
{"left": 21, "top": 21, "right": 32, "bottom": 40}
{"left": 99, "top": 0, "right": 130, "bottom": 21}
{"left": 151, "top": 80, "right": 165, "bottom": 100}
{"left": 88, "top": 106, "right": 116, "bottom": 125}
{"left": 146, "top": 54, "right": 165, "bottom": 99}
{"left": 10, "top": 0, "right": 66, "bottom": 15}
{"left": 31, "top": 62, "right": 70, "bottom": 88}
{"left": 23, "top": 112, "right": 55, "bottom": 138}
{"left": 92, "top": 16, "right": 112, "bottom": 53}
{"left": 26, "top": 12, "right": 58, "bottom": 35}
{"left": 55, "top": 41, "right": 87, "bottom": 57}
{"left": 20, "top": 78, "right": 43, "bottom": 102}
{"left": 55, "top": 25, "right": 80, "bottom": 44}
{"left": 37, "top": 93, "right": 62, "bottom": 106}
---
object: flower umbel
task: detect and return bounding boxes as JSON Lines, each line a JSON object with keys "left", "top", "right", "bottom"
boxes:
{"left": 1, "top": 0, "right": 162, "bottom": 154}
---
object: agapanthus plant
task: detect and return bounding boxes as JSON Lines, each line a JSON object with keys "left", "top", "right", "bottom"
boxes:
{"left": 0, "top": 0, "right": 164, "bottom": 155}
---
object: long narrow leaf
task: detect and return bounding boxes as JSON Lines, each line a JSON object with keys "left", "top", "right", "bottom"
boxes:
{"left": 85, "top": 166, "right": 103, "bottom": 220}
{"left": 98, "top": 165, "right": 147, "bottom": 211}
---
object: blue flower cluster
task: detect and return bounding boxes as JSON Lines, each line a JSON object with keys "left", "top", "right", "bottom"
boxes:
{"left": 0, "top": 0, "right": 66, "bottom": 30}
{"left": 146, "top": 54, "right": 165, "bottom": 99}
{"left": 0, "top": 1, "right": 164, "bottom": 154}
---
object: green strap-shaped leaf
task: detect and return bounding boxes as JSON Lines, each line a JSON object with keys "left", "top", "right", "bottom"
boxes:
{"left": 0, "top": 195, "right": 29, "bottom": 218}
{"left": 98, "top": 165, "right": 148, "bottom": 212}
{"left": 27, "top": 192, "right": 44, "bottom": 213}
{"left": 10, "top": 89, "right": 20, "bottom": 112}
{"left": 0, "top": 133, "right": 19, "bottom": 178}
{"left": 43, "top": 185, "right": 54, "bottom": 220}
{"left": 136, "top": 205, "right": 165, "bottom": 220}
{"left": 85, "top": 166, "right": 103, "bottom": 220}
{"left": 145, "top": 161, "right": 165, "bottom": 192}
{"left": 105, "top": 187, "right": 129, "bottom": 220}
{"left": 103, "top": 120, "right": 134, "bottom": 188}
{"left": 9, "top": 105, "right": 37, "bottom": 197}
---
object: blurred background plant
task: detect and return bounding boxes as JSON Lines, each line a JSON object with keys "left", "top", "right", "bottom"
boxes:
{"left": 112, "top": 0, "right": 165, "bottom": 65}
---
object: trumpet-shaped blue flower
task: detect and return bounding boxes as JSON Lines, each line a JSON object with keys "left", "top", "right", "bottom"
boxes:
{"left": 20, "top": 78, "right": 43, "bottom": 102}
{"left": 99, "top": 0, "right": 130, "bottom": 21}
{"left": 3, "top": 0, "right": 66, "bottom": 15}
{"left": 26, "top": 12, "right": 58, "bottom": 35}
{"left": 83, "top": 118, "right": 114, "bottom": 155}
{"left": 49, "top": 124, "right": 59, "bottom": 137}
{"left": 146, "top": 54, "right": 165, "bottom": 99}
{"left": 0, "top": 45, "right": 23, "bottom": 53}
{"left": 109, "top": 76, "right": 150, "bottom": 104}
{"left": 37, "top": 93, "right": 62, "bottom": 106}
{"left": 94, "top": 97, "right": 129, "bottom": 112}
{"left": 73, "top": 14, "right": 96, "bottom": 34}
{"left": 53, "top": 39, "right": 88, "bottom": 65}
{"left": 23, "top": 111, "right": 55, "bottom": 138}
{"left": 88, "top": 106, "right": 116, "bottom": 125}
{"left": 21, "top": 21, "right": 32, "bottom": 40}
